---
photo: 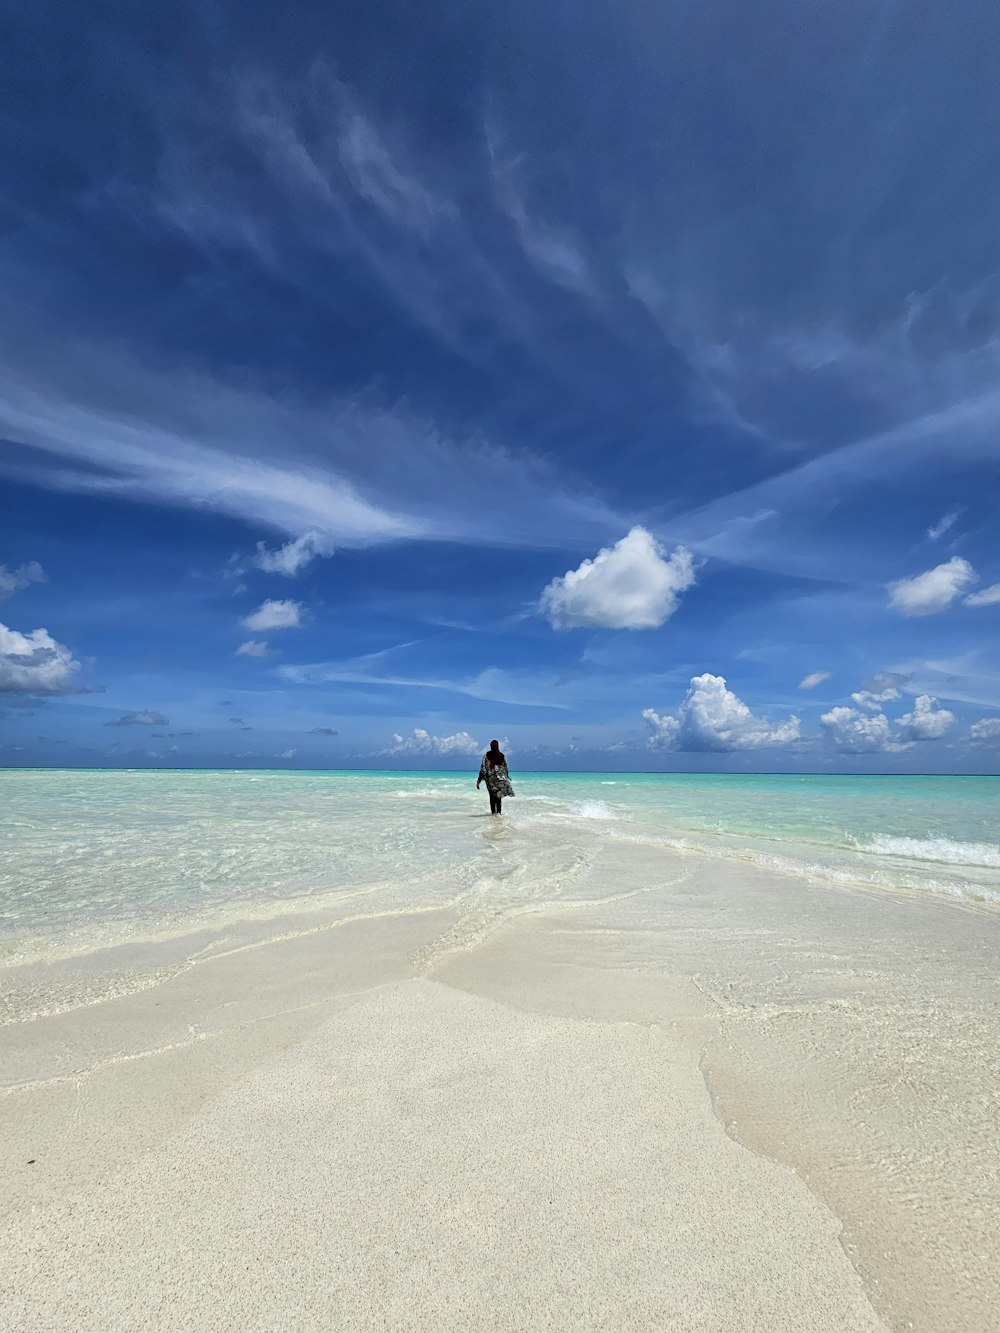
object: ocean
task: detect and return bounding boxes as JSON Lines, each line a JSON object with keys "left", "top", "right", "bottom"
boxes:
{"left": 2, "top": 769, "right": 998, "bottom": 969}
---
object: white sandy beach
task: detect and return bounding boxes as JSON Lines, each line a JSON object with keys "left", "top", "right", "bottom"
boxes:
{"left": 3, "top": 834, "right": 998, "bottom": 1332}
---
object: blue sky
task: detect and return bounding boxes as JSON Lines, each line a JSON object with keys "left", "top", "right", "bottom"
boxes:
{"left": 1, "top": 0, "right": 999, "bottom": 772}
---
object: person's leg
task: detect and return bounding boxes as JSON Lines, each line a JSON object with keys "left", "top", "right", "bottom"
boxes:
{"left": 489, "top": 793, "right": 499, "bottom": 814}
{"left": 495, "top": 797, "right": 502, "bottom": 815}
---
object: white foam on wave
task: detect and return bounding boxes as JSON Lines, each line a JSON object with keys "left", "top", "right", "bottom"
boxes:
{"left": 523, "top": 798, "right": 624, "bottom": 826}
{"left": 854, "top": 834, "right": 1000, "bottom": 869}
{"left": 570, "top": 800, "right": 618, "bottom": 820}
{"left": 606, "top": 829, "right": 1000, "bottom": 908}
{"left": 752, "top": 850, "right": 1000, "bottom": 909}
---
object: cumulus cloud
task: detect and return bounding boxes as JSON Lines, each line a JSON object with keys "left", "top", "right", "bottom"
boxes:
{"left": 253, "top": 531, "right": 331, "bottom": 576}
{"left": 309, "top": 726, "right": 338, "bottom": 735}
{"left": 388, "top": 728, "right": 481, "bottom": 756}
{"left": 643, "top": 674, "right": 800, "bottom": 751}
{"left": 851, "top": 685, "right": 901, "bottom": 710}
{"left": 820, "top": 706, "right": 897, "bottom": 753}
{"left": 0, "top": 561, "right": 45, "bottom": 599}
{"left": 106, "top": 710, "right": 170, "bottom": 727}
{"left": 241, "top": 599, "right": 303, "bottom": 631}
{"left": 927, "top": 508, "right": 961, "bottom": 541}
{"left": 541, "top": 528, "right": 695, "bottom": 630}
{"left": 969, "top": 718, "right": 1000, "bottom": 747}
{"left": 817, "top": 696, "right": 950, "bottom": 753}
{"left": 235, "top": 639, "right": 269, "bottom": 657}
{"left": 0, "top": 621, "right": 81, "bottom": 694}
{"left": 888, "top": 557, "right": 977, "bottom": 616}
{"left": 798, "top": 670, "right": 831, "bottom": 690}
{"left": 896, "top": 695, "right": 955, "bottom": 741}
{"left": 964, "top": 583, "right": 1000, "bottom": 607}
{"left": 277, "top": 748, "right": 297, "bottom": 759}
{"left": 640, "top": 707, "right": 680, "bottom": 748}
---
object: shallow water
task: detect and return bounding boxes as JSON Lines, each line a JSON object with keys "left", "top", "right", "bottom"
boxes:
{"left": 2, "top": 770, "right": 998, "bottom": 967}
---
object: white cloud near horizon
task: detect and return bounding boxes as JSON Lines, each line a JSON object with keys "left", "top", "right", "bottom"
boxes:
{"left": 542, "top": 528, "right": 695, "bottom": 631}
{"left": 820, "top": 706, "right": 899, "bottom": 753}
{"left": 0, "top": 621, "right": 81, "bottom": 694}
{"left": 640, "top": 707, "right": 681, "bottom": 749}
{"left": 106, "top": 710, "right": 169, "bottom": 727}
{"left": 969, "top": 717, "right": 1000, "bottom": 746}
{"left": 888, "top": 557, "right": 978, "bottom": 616}
{"left": 241, "top": 599, "right": 303, "bottom": 631}
{"left": 896, "top": 695, "right": 955, "bottom": 741}
{"left": 0, "top": 562, "right": 45, "bottom": 600}
{"left": 387, "top": 727, "right": 481, "bottom": 757}
{"left": 643, "top": 674, "right": 800, "bottom": 752}
{"left": 798, "top": 670, "right": 831, "bottom": 690}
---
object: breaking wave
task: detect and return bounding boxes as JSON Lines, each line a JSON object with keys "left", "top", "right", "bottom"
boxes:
{"left": 853, "top": 834, "right": 1000, "bottom": 869}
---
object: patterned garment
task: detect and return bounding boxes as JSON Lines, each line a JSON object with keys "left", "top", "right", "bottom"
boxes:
{"left": 478, "top": 755, "right": 514, "bottom": 798}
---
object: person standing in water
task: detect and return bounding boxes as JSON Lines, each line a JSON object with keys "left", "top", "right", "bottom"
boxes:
{"left": 477, "top": 739, "right": 513, "bottom": 815}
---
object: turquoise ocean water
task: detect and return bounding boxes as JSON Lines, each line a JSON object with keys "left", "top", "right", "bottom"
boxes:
{"left": 1, "top": 769, "right": 998, "bottom": 965}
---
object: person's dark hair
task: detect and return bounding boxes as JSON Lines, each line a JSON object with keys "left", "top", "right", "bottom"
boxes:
{"left": 486, "top": 739, "right": 506, "bottom": 765}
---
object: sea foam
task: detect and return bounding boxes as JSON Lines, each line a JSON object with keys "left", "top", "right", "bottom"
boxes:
{"left": 855, "top": 834, "right": 1000, "bottom": 869}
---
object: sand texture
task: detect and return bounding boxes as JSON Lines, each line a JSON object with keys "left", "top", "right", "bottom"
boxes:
{"left": 2, "top": 840, "right": 997, "bottom": 1331}
{"left": 3, "top": 978, "right": 884, "bottom": 1332}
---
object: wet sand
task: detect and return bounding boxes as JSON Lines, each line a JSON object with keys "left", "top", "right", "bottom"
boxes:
{"left": 2, "top": 844, "right": 998, "bottom": 1331}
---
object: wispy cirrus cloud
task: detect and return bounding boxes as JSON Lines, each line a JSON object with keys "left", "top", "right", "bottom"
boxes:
{"left": 0, "top": 318, "right": 619, "bottom": 556}
{"left": 488, "top": 125, "right": 595, "bottom": 297}
{"left": 884, "top": 655, "right": 1000, "bottom": 711}
{"left": 277, "top": 643, "right": 570, "bottom": 711}
{"left": 151, "top": 67, "right": 538, "bottom": 357}
{"left": 928, "top": 508, "right": 962, "bottom": 541}
{"left": 0, "top": 346, "right": 417, "bottom": 546}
